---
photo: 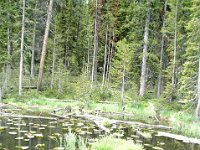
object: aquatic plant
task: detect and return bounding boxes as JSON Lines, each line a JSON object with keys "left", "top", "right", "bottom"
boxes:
{"left": 63, "top": 132, "right": 87, "bottom": 150}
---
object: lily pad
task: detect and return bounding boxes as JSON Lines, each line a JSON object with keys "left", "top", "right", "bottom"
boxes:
{"left": 8, "top": 131, "right": 17, "bottom": 135}
{"left": 15, "top": 137, "right": 24, "bottom": 140}
{"left": 152, "top": 147, "right": 164, "bottom": 150}
{"left": 53, "top": 147, "right": 65, "bottom": 150}
{"left": 35, "top": 143, "right": 45, "bottom": 149}
{"left": 34, "top": 133, "right": 44, "bottom": 138}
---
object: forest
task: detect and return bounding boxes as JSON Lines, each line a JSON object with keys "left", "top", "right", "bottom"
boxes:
{"left": 0, "top": 0, "right": 200, "bottom": 149}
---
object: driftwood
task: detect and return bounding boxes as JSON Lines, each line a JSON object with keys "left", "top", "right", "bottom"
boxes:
{"left": 0, "top": 113, "right": 57, "bottom": 120}
{"left": 157, "top": 131, "right": 200, "bottom": 144}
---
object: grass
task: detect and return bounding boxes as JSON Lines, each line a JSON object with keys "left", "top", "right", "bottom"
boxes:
{"left": 91, "top": 136, "right": 144, "bottom": 150}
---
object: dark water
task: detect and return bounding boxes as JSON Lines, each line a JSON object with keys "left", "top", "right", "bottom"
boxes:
{"left": 0, "top": 115, "right": 199, "bottom": 150}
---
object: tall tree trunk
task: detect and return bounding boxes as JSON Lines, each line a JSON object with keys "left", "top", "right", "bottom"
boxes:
{"left": 58, "top": 60, "right": 62, "bottom": 94}
{"left": 121, "top": 64, "right": 125, "bottom": 107}
{"left": 5, "top": 27, "right": 11, "bottom": 91}
{"left": 195, "top": 45, "right": 200, "bottom": 120}
{"left": 19, "top": 0, "right": 25, "bottom": 96}
{"left": 105, "top": 29, "right": 111, "bottom": 81}
{"left": 37, "top": 0, "right": 54, "bottom": 91}
{"left": 64, "top": 36, "right": 69, "bottom": 69}
{"left": 91, "top": 0, "right": 98, "bottom": 89}
{"left": 50, "top": 32, "right": 56, "bottom": 89}
{"left": 31, "top": 3, "right": 38, "bottom": 79}
{"left": 139, "top": 0, "right": 150, "bottom": 96}
{"left": 87, "top": 33, "right": 91, "bottom": 80}
{"left": 170, "top": 0, "right": 178, "bottom": 102}
{"left": 157, "top": 0, "right": 167, "bottom": 98}
{"left": 107, "top": 28, "right": 114, "bottom": 87}
{"left": 102, "top": 24, "right": 108, "bottom": 87}
{"left": 0, "top": 87, "right": 2, "bottom": 102}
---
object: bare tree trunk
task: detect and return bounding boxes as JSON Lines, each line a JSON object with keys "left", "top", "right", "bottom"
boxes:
{"left": 5, "top": 27, "right": 11, "bottom": 91}
{"left": 37, "top": 0, "right": 54, "bottom": 91}
{"left": 102, "top": 24, "right": 108, "bottom": 87}
{"left": 107, "top": 28, "right": 114, "bottom": 87}
{"left": 91, "top": 0, "right": 98, "bottom": 89}
{"left": 121, "top": 64, "right": 125, "bottom": 106}
{"left": 64, "top": 36, "right": 69, "bottom": 69}
{"left": 58, "top": 60, "right": 62, "bottom": 94}
{"left": 195, "top": 45, "right": 200, "bottom": 120}
{"left": 31, "top": 3, "right": 38, "bottom": 79}
{"left": 50, "top": 32, "right": 56, "bottom": 89}
{"left": 105, "top": 29, "right": 111, "bottom": 81}
{"left": 0, "top": 87, "right": 2, "bottom": 102}
{"left": 157, "top": 0, "right": 167, "bottom": 98}
{"left": 170, "top": 0, "right": 178, "bottom": 102}
{"left": 87, "top": 34, "right": 91, "bottom": 80}
{"left": 19, "top": 0, "right": 25, "bottom": 96}
{"left": 139, "top": 0, "right": 150, "bottom": 96}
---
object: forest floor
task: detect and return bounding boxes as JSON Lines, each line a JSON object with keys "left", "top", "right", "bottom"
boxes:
{"left": 2, "top": 94, "right": 200, "bottom": 139}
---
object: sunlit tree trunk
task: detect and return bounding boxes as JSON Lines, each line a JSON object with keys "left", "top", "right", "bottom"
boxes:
{"left": 19, "top": 0, "right": 25, "bottom": 96}
{"left": 102, "top": 24, "right": 108, "bottom": 87}
{"left": 170, "top": 0, "right": 178, "bottom": 102}
{"left": 139, "top": 0, "right": 150, "bottom": 96}
{"left": 157, "top": 0, "right": 167, "bottom": 98}
{"left": 105, "top": 29, "right": 111, "bottom": 81}
{"left": 37, "top": 0, "right": 54, "bottom": 91}
{"left": 91, "top": 0, "right": 98, "bottom": 89}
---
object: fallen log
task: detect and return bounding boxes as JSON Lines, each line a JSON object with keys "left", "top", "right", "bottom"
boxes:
{"left": 73, "top": 114, "right": 172, "bottom": 130}
{"left": 100, "top": 111, "right": 134, "bottom": 117}
{"left": 157, "top": 131, "right": 200, "bottom": 144}
{"left": 93, "top": 120, "right": 110, "bottom": 133}
{"left": 49, "top": 113, "right": 71, "bottom": 119}
{"left": 0, "top": 113, "right": 57, "bottom": 120}
{"left": 44, "top": 98, "right": 80, "bottom": 103}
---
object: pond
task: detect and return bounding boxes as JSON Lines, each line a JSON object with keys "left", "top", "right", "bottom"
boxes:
{"left": 0, "top": 113, "right": 199, "bottom": 150}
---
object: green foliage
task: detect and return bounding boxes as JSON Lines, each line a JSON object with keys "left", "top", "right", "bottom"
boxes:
{"left": 90, "top": 87, "right": 112, "bottom": 102}
{"left": 91, "top": 136, "right": 144, "bottom": 150}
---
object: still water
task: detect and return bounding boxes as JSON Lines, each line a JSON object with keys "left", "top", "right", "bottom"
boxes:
{"left": 0, "top": 115, "right": 198, "bottom": 150}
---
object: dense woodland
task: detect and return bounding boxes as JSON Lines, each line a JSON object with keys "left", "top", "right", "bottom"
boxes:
{"left": 0, "top": 0, "right": 200, "bottom": 118}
